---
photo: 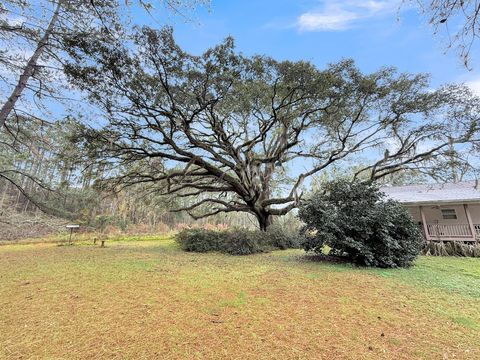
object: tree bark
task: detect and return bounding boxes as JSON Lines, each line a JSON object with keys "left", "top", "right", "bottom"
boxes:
{"left": 256, "top": 211, "right": 272, "bottom": 232}
{"left": 0, "top": 0, "right": 62, "bottom": 130}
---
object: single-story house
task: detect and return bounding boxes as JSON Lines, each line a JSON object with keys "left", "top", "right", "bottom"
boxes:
{"left": 380, "top": 181, "right": 480, "bottom": 242}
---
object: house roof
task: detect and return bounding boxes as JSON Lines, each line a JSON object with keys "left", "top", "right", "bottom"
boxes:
{"left": 380, "top": 181, "right": 480, "bottom": 205}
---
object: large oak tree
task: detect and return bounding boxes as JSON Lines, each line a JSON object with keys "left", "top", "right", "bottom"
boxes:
{"left": 65, "top": 27, "right": 480, "bottom": 230}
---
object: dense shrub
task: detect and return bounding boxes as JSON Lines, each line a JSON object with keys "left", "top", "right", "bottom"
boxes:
{"left": 298, "top": 180, "right": 423, "bottom": 268}
{"left": 220, "top": 230, "right": 266, "bottom": 255}
{"left": 175, "top": 228, "right": 222, "bottom": 252}
{"left": 175, "top": 225, "right": 303, "bottom": 255}
{"left": 264, "top": 224, "right": 304, "bottom": 250}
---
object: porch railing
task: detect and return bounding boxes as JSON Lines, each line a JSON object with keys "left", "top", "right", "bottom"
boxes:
{"left": 425, "top": 223, "right": 478, "bottom": 241}
{"left": 475, "top": 224, "right": 480, "bottom": 237}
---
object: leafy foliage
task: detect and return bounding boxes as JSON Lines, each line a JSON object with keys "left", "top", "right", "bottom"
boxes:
{"left": 175, "top": 225, "right": 303, "bottom": 255}
{"left": 299, "top": 180, "right": 423, "bottom": 268}
{"left": 220, "top": 230, "right": 266, "bottom": 255}
{"left": 263, "top": 223, "right": 304, "bottom": 250}
{"left": 175, "top": 228, "right": 222, "bottom": 253}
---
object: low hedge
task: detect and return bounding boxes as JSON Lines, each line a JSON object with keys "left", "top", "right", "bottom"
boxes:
{"left": 264, "top": 224, "right": 303, "bottom": 250}
{"left": 175, "top": 225, "right": 303, "bottom": 255}
{"left": 221, "top": 229, "right": 266, "bottom": 255}
{"left": 175, "top": 228, "right": 222, "bottom": 253}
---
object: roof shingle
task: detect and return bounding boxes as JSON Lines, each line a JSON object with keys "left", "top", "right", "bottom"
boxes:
{"left": 380, "top": 181, "right": 480, "bottom": 205}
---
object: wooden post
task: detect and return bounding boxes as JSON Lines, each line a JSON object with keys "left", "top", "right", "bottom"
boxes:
{"left": 464, "top": 204, "right": 477, "bottom": 241}
{"left": 420, "top": 206, "right": 430, "bottom": 241}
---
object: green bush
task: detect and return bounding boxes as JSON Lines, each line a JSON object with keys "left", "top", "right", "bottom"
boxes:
{"left": 298, "top": 180, "right": 423, "bottom": 268}
{"left": 264, "top": 224, "right": 304, "bottom": 250}
{"left": 175, "top": 228, "right": 264, "bottom": 255}
{"left": 175, "top": 225, "right": 303, "bottom": 255}
{"left": 175, "top": 228, "right": 222, "bottom": 253}
{"left": 220, "top": 230, "right": 266, "bottom": 255}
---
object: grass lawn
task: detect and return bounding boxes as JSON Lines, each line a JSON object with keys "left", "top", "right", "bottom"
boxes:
{"left": 0, "top": 237, "right": 479, "bottom": 359}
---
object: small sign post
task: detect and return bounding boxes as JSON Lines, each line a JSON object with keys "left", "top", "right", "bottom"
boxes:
{"left": 65, "top": 225, "right": 80, "bottom": 245}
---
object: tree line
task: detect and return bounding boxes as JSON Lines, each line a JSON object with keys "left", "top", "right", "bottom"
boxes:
{"left": 0, "top": 115, "right": 256, "bottom": 230}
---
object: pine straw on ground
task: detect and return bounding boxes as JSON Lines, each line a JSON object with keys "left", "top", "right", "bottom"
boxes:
{"left": 0, "top": 212, "right": 67, "bottom": 241}
{"left": 0, "top": 239, "right": 479, "bottom": 360}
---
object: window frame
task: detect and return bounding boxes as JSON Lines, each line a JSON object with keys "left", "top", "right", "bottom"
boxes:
{"left": 441, "top": 208, "right": 457, "bottom": 220}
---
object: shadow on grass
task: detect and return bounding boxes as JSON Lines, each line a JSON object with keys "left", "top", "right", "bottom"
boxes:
{"left": 297, "top": 253, "right": 354, "bottom": 265}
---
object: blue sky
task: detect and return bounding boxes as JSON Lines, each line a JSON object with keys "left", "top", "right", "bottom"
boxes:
{"left": 151, "top": 0, "right": 480, "bottom": 92}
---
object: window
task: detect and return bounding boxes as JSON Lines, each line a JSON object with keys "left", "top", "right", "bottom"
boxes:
{"left": 441, "top": 208, "right": 457, "bottom": 220}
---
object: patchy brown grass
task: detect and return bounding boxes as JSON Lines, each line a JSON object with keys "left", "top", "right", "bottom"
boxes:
{"left": 0, "top": 238, "right": 479, "bottom": 359}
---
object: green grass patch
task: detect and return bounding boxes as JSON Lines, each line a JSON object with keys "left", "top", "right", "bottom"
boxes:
{"left": 0, "top": 237, "right": 479, "bottom": 359}
{"left": 219, "top": 291, "right": 247, "bottom": 308}
{"left": 370, "top": 256, "right": 480, "bottom": 298}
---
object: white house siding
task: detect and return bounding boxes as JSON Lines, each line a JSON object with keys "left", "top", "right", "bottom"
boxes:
{"left": 381, "top": 182, "right": 480, "bottom": 241}
{"left": 405, "top": 204, "right": 480, "bottom": 225}
{"left": 467, "top": 204, "right": 480, "bottom": 224}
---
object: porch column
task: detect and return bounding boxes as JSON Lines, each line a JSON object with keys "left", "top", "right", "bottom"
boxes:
{"left": 419, "top": 206, "right": 431, "bottom": 241}
{"left": 464, "top": 204, "right": 477, "bottom": 241}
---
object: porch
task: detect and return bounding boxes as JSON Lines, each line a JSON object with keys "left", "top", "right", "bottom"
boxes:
{"left": 419, "top": 204, "right": 480, "bottom": 242}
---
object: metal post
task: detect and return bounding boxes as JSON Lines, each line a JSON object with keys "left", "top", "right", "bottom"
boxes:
{"left": 65, "top": 225, "right": 79, "bottom": 245}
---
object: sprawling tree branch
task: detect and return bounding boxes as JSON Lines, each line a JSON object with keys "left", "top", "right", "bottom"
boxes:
{"left": 64, "top": 27, "right": 480, "bottom": 230}
{"left": 412, "top": 0, "right": 480, "bottom": 67}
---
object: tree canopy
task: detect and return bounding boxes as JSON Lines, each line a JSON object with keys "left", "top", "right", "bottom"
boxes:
{"left": 63, "top": 27, "right": 480, "bottom": 230}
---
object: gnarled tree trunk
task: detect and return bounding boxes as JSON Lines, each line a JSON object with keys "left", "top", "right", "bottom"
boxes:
{"left": 255, "top": 210, "right": 272, "bottom": 232}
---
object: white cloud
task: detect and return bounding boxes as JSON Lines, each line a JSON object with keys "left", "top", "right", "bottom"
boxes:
{"left": 297, "top": 1, "right": 399, "bottom": 32}
{"left": 298, "top": 10, "right": 358, "bottom": 31}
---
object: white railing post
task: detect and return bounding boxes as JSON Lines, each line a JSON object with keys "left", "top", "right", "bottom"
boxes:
{"left": 425, "top": 222, "right": 474, "bottom": 240}
{"left": 420, "top": 206, "right": 431, "bottom": 241}
{"left": 464, "top": 204, "right": 477, "bottom": 241}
